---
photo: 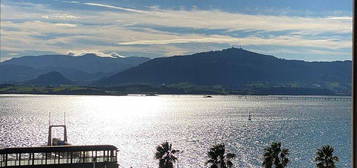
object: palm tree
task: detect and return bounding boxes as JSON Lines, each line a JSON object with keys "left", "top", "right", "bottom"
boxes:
{"left": 205, "top": 144, "right": 236, "bottom": 168}
{"left": 262, "top": 142, "right": 289, "bottom": 168}
{"left": 155, "top": 141, "right": 180, "bottom": 168}
{"left": 314, "top": 145, "right": 339, "bottom": 168}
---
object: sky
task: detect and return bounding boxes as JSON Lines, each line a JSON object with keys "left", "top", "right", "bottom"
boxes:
{"left": 0, "top": 0, "right": 353, "bottom": 61}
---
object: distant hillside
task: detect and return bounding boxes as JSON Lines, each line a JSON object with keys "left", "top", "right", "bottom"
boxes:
{"left": 0, "top": 54, "right": 150, "bottom": 83}
{"left": 26, "top": 71, "right": 73, "bottom": 86}
{"left": 0, "top": 64, "right": 43, "bottom": 82}
{"left": 96, "top": 48, "right": 352, "bottom": 94}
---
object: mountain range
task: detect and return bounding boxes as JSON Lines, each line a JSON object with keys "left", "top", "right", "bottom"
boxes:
{"left": 0, "top": 48, "right": 352, "bottom": 95}
{"left": 96, "top": 48, "right": 351, "bottom": 94}
{"left": 0, "top": 54, "right": 149, "bottom": 83}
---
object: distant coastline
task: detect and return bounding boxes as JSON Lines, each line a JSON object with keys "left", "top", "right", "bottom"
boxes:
{"left": 0, "top": 84, "right": 350, "bottom": 96}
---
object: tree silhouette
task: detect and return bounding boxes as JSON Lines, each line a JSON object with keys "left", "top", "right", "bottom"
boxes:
{"left": 314, "top": 145, "right": 339, "bottom": 168}
{"left": 155, "top": 142, "right": 180, "bottom": 168}
{"left": 262, "top": 142, "right": 289, "bottom": 168}
{"left": 205, "top": 144, "right": 236, "bottom": 168}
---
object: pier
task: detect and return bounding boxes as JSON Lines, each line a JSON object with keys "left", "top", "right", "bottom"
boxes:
{"left": 0, "top": 145, "right": 118, "bottom": 168}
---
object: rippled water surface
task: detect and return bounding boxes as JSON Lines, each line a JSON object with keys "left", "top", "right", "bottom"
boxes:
{"left": 0, "top": 94, "right": 352, "bottom": 168}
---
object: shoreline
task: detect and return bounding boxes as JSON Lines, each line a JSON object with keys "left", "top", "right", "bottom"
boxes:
{"left": 0, "top": 84, "right": 351, "bottom": 96}
{"left": 0, "top": 92, "right": 352, "bottom": 97}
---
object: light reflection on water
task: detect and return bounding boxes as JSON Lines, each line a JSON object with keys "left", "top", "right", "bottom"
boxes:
{"left": 0, "top": 94, "right": 352, "bottom": 168}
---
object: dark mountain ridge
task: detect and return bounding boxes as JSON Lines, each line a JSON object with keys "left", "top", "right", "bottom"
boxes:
{"left": 0, "top": 54, "right": 150, "bottom": 82}
{"left": 2, "top": 53, "right": 149, "bottom": 73}
{"left": 96, "top": 48, "right": 351, "bottom": 94}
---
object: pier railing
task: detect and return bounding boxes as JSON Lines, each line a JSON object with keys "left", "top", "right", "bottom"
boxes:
{"left": 0, "top": 145, "right": 118, "bottom": 168}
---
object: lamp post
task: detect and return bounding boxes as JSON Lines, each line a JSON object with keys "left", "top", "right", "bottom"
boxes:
{"left": 176, "top": 150, "right": 184, "bottom": 168}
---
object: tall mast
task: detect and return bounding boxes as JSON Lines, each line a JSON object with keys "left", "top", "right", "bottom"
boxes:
{"left": 49, "top": 112, "right": 51, "bottom": 126}
{"left": 48, "top": 112, "right": 52, "bottom": 146}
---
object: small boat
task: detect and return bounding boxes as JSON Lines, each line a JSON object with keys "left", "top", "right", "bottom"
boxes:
{"left": 248, "top": 112, "right": 252, "bottom": 121}
{"left": 145, "top": 93, "right": 157, "bottom": 96}
{"left": 203, "top": 95, "right": 213, "bottom": 98}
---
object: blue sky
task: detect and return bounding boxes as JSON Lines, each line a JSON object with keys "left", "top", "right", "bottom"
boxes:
{"left": 0, "top": 0, "right": 353, "bottom": 61}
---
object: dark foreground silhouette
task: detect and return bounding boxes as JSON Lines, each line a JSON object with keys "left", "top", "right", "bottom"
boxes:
{"left": 150, "top": 142, "right": 339, "bottom": 168}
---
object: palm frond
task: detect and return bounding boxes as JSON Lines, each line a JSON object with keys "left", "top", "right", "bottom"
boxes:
{"left": 226, "top": 153, "right": 236, "bottom": 159}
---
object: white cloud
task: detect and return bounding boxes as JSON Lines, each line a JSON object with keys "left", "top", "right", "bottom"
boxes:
{"left": 63, "top": 1, "right": 80, "bottom": 4}
{"left": 0, "top": 2, "right": 352, "bottom": 60}
{"left": 82, "top": 3, "right": 147, "bottom": 13}
{"left": 66, "top": 50, "right": 125, "bottom": 57}
{"left": 327, "top": 16, "right": 352, "bottom": 20}
{"left": 42, "top": 14, "right": 79, "bottom": 20}
{"left": 54, "top": 23, "right": 77, "bottom": 27}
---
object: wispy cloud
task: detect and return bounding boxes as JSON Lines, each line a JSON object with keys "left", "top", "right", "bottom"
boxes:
{"left": 100, "top": 8, "right": 352, "bottom": 33}
{"left": 54, "top": 23, "right": 77, "bottom": 27}
{"left": 0, "top": 1, "right": 352, "bottom": 61}
{"left": 118, "top": 37, "right": 238, "bottom": 45}
{"left": 118, "top": 35, "right": 351, "bottom": 49}
{"left": 66, "top": 49, "right": 126, "bottom": 57}
{"left": 42, "top": 14, "right": 79, "bottom": 20}
{"left": 327, "top": 16, "right": 352, "bottom": 20}
{"left": 62, "top": 2, "right": 352, "bottom": 34}
{"left": 82, "top": 2, "right": 147, "bottom": 13}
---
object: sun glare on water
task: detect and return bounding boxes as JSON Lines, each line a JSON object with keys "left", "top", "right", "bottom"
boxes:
{"left": 72, "top": 95, "right": 166, "bottom": 121}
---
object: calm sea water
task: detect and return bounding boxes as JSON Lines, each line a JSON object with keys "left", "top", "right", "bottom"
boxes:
{"left": 0, "top": 94, "right": 352, "bottom": 168}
